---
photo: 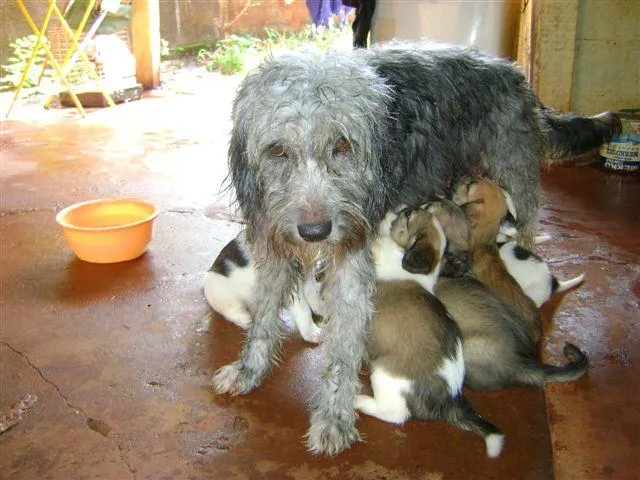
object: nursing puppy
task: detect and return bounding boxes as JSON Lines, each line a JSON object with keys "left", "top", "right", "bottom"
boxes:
{"left": 417, "top": 201, "right": 589, "bottom": 390}
{"left": 214, "top": 42, "right": 615, "bottom": 455}
{"left": 453, "top": 178, "right": 541, "bottom": 343}
{"left": 436, "top": 276, "right": 589, "bottom": 391}
{"left": 358, "top": 210, "right": 504, "bottom": 458}
{"left": 420, "top": 199, "right": 472, "bottom": 278}
{"left": 203, "top": 230, "right": 323, "bottom": 343}
{"left": 405, "top": 203, "right": 589, "bottom": 390}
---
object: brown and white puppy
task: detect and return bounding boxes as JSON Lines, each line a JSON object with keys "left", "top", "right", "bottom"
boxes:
{"left": 357, "top": 210, "right": 504, "bottom": 458}
{"left": 452, "top": 178, "right": 541, "bottom": 344}
{"left": 436, "top": 276, "right": 588, "bottom": 391}
{"left": 408, "top": 202, "right": 589, "bottom": 391}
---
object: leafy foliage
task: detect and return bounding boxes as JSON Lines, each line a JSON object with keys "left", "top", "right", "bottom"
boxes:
{"left": 0, "top": 35, "right": 51, "bottom": 92}
{"left": 196, "top": 25, "right": 350, "bottom": 75}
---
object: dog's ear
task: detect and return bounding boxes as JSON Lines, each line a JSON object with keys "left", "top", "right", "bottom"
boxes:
{"left": 440, "top": 249, "right": 469, "bottom": 277}
{"left": 228, "top": 118, "right": 261, "bottom": 222}
{"left": 402, "top": 236, "right": 438, "bottom": 274}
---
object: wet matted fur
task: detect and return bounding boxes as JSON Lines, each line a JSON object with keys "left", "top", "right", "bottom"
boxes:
{"left": 212, "top": 42, "right": 615, "bottom": 455}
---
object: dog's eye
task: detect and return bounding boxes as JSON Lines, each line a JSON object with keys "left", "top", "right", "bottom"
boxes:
{"left": 333, "top": 137, "right": 351, "bottom": 155}
{"left": 268, "top": 144, "right": 287, "bottom": 158}
{"left": 402, "top": 208, "right": 412, "bottom": 219}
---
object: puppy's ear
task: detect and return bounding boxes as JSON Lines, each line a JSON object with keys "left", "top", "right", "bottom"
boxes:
{"left": 502, "top": 189, "right": 517, "bottom": 220}
{"left": 440, "top": 249, "right": 469, "bottom": 277}
{"left": 402, "top": 237, "right": 437, "bottom": 274}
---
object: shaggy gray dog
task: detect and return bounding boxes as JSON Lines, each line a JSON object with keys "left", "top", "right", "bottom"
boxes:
{"left": 212, "top": 42, "right": 615, "bottom": 455}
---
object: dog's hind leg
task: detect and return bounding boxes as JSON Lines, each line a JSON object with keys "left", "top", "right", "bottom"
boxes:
{"left": 212, "top": 258, "right": 299, "bottom": 395}
{"left": 306, "top": 249, "right": 375, "bottom": 455}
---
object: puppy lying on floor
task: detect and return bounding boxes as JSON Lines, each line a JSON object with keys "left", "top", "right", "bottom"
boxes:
{"left": 203, "top": 230, "right": 323, "bottom": 343}
{"left": 498, "top": 242, "right": 585, "bottom": 308}
{"left": 418, "top": 200, "right": 589, "bottom": 391}
{"left": 358, "top": 208, "right": 504, "bottom": 458}
{"left": 496, "top": 189, "right": 585, "bottom": 308}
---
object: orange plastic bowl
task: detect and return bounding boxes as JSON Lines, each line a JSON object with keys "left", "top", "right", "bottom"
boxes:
{"left": 56, "top": 198, "right": 160, "bottom": 263}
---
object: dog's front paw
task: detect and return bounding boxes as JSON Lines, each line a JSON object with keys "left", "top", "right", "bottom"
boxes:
{"left": 306, "top": 417, "right": 361, "bottom": 456}
{"left": 211, "top": 361, "right": 257, "bottom": 395}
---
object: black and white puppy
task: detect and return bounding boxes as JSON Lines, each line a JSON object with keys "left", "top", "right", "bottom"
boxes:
{"left": 498, "top": 242, "right": 585, "bottom": 308}
{"left": 496, "top": 189, "right": 585, "bottom": 307}
{"left": 204, "top": 230, "right": 323, "bottom": 343}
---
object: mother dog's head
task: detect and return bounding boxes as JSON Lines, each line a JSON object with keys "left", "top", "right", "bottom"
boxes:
{"left": 228, "top": 49, "right": 393, "bottom": 263}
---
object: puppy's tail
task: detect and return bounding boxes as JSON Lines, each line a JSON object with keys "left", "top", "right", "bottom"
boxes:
{"left": 446, "top": 396, "right": 504, "bottom": 458}
{"left": 552, "top": 273, "right": 586, "bottom": 295}
{"left": 520, "top": 342, "right": 589, "bottom": 386}
{"left": 541, "top": 110, "right": 619, "bottom": 166}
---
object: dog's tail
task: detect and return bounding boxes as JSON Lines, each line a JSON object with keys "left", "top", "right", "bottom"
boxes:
{"left": 445, "top": 396, "right": 505, "bottom": 458}
{"left": 519, "top": 342, "right": 589, "bottom": 386}
{"left": 541, "top": 109, "right": 619, "bottom": 166}
{"left": 552, "top": 273, "right": 586, "bottom": 295}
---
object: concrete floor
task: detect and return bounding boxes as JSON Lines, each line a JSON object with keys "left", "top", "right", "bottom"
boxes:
{"left": 1, "top": 79, "right": 638, "bottom": 480}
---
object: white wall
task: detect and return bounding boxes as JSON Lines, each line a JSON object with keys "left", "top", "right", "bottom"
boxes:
{"left": 371, "top": 0, "right": 521, "bottom": 59}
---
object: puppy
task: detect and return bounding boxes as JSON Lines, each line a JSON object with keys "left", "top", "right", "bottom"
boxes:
{"left": 436, "top": 276, "right": 588, "bottom": 391}
{"left": 453, "top": 178, "right": 541, "bottom": 343}
{"left": 495, "top": 189, "right": 586, "bottom": 307}
{"left": 357, "top": 210, "right": 504, "bottom": 458}
{"left": 373, "top": 208, "right": 442, "bottom": 292}
{"left": 420, "top": 199, "right": 472, "bottom": 278}
{"left": 408, "top": 202, "right": 589, "bottom": 391}
{"left": 498, "top": 243, "right": 585, "bottom": 308}
{"left": 204, "top": 230, "right": 323, "bottom": 343}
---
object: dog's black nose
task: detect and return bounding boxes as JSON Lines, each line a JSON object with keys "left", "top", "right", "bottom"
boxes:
{"left": 297, "top": 219, "right": 332, "bottom": 242}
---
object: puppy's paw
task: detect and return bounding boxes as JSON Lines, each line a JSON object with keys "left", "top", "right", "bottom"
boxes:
{"left": 211, "top": 361, "right": 256, "bottom": 395}
{"left": 378, "top": 209, "right": 402, "bottom": 236}
{"left": 354, "top": 394, "right": 375, "bottom": 412}
{"left": 306, "top": 417, "right": 361, "bottom": 456}
{"left": 232, "top": 315, "right": 252, "bottom": 330}
{"left": 299, "top": 322, "right": 324, "bottom": 344}
{"left": 219, "top": 306, "right": 252, "bottom": 330}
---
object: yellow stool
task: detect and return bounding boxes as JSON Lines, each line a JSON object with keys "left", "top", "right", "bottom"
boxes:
{"left": 6, "top": 0, "right": 119, "bottom": 117}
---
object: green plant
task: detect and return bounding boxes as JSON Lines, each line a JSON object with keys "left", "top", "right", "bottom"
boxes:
{"left": 263, "top": 24, "right": 348, "bottom": 51}
{"left": 198, "top": 35, "right": 256, "bottom": 75}
{"left": 0, "top": 35, "right": 51, "bottom": 92}
{"left": 191, "top": 23, "right": 352, "bottom": 76}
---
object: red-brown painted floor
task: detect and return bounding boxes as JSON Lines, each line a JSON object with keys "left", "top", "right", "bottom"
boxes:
{"left": 1, "top": 84, "right": 638, "bottom": 479}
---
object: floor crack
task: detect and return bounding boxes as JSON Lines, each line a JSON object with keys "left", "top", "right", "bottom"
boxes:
{"left": 1, "top": 341, "right": 136, "bottom": 479}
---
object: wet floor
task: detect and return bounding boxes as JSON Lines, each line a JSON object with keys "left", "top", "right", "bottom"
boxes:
{"left": 1, "top": 85, "right": 638, "bottom": 479}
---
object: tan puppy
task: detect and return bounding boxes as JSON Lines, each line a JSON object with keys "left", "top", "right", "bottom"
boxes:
{"left": 453, "top": 178, "right": 541, "bottom": 344}
{"left": 422, "top": 199, "right": 471, "bottom": 277}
